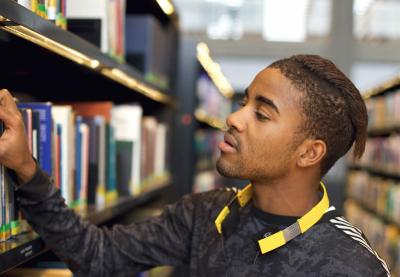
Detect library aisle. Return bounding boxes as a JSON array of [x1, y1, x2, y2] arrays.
[[1, 0, 400, 276]]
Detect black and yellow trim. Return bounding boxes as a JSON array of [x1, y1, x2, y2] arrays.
[[215, 182, 330, 254]]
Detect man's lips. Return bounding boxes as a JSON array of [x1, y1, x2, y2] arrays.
[[218, 133, 238, 153]]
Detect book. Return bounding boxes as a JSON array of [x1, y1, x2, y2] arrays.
[[80, 123, 90, 207], [95, 116, 106, 208], [73, 116, 90, 209], [111, 104, 142, 196], [61, 102, 117, 203], [52, 106, 75, 206], [0, 121, 21, 240], [81, 117, 99, 206], [18, 102, 53, 176]]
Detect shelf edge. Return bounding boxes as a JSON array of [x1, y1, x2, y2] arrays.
[[0, 14, 174, 105], [194, 109, 225, 130]]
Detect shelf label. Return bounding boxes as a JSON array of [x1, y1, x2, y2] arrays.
[[20, 245, 33, 257]]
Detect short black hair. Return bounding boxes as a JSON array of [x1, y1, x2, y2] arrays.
[[269, 54, 367, 176]]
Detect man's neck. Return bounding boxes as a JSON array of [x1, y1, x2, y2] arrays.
[[251, 176, 321, 217]]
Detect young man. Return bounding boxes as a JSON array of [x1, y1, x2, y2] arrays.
[[0, 55, 390, 276]]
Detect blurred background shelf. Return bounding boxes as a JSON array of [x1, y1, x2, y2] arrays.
[[348, 164, 400, 181], [194, 109, 225, 130]]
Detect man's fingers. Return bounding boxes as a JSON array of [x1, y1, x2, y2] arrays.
[[0, 103, 21, 130], [0, 89, 19, 113]]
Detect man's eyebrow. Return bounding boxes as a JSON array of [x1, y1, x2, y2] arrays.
[[255, 94, 280, 115]]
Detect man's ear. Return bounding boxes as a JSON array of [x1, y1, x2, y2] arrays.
[[297, 139, 327, 168]]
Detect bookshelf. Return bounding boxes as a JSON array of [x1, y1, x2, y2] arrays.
[[0, 0, 178, 274], [348, 164, 400, 181], [194, 108, 225, 130], [0, 0, 175, 107], [346, 75, 400, 274], [174, 38, 247, 197], [0, 233, 45, 275], [83, 177, 170, 225], [363, 75, 400, 100], [183, 42, 234, 193], [0, 179, 170, 274], [193, 43, 232, 192], [194, 42, 232, 129]]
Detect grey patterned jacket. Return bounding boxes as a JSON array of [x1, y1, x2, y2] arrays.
[[16, 169, 390, 277]]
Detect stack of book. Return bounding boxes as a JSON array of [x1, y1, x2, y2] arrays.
[[196, 73, 232, 120], [66, 0, 126, 62], [345, 200, 400, 274], [367, 88, 400, 130], [15, 0, 67, 29], [0, 101, 170, 243], [346, 82, 400, 275], [351, 135, 400, 174], [347, 170, 400, 224], [193, 130, 223, 193]]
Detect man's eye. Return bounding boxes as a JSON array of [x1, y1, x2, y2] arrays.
[[255, 112, 269, 121]]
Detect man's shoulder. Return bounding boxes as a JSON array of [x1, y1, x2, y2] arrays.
[[314, 214, 391, 276], [180, 186, 238, 213], [188, 186, 239, 203]]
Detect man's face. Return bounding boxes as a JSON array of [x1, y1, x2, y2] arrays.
[[216, 68, 305, 182]]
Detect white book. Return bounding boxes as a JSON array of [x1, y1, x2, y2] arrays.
[[52, 106, 75, 206], [155, 123, 167, 176], [67, 0, 109, 53], [80, 123, 90, 205], [111, 105, 142, 195]]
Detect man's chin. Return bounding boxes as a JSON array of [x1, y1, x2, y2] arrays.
[[216, 159, 242, 178]]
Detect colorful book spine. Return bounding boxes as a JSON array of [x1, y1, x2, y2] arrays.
[[18, 103, 53, 176], [73, 115, 83, 208], [0, 101, 170, 245]]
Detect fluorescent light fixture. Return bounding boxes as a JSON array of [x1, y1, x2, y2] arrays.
[[354, 0, 374, 15], [223, 0, 243, 8], [156, 0, 175, 15], [262, 0, 309, 42], [204, 0, 243, 7]]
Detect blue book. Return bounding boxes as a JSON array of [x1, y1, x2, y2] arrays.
[[18, 103, 53, 176], [74, 116, 83, 207]]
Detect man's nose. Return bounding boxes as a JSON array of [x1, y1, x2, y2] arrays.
[[226, 108, 246, 133]]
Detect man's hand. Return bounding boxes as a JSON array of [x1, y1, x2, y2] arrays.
[[0, 89, 36, 184]]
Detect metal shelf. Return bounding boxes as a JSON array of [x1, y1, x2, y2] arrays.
[[363, 75, 400, 100], [367, 124, 400, 136], [0, 0, 174, 106], [349, 164, 400, 181], [82, 181, 171, 225], [196, 42, 234, 99], [0, 232, 46, 274], [194, 109, 225, 130], [0, 179, 170, 274], [347, 198, 400, 229]]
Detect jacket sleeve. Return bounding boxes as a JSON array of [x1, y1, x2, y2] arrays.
[[16, 168, 195, 277]]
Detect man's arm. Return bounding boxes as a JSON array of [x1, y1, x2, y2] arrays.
[[17, 168, 194, 276], [0, 89, 194, 276]]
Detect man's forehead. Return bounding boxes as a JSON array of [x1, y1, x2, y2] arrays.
[[248, 69, 294, 95], [247, 68, 301, 108]]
